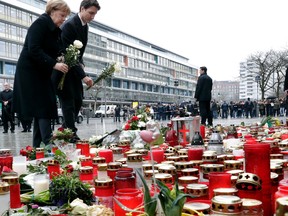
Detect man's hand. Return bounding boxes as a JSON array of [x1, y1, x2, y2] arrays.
[[83, 76, 93, 87]]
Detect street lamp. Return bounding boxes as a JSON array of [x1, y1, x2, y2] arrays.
[[255, 75, 260, 117]]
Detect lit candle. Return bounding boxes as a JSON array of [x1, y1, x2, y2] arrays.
[[149, 148, 164, 163]]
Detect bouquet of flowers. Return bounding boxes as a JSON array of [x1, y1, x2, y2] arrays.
[[51, 127, 74, 148], [20, 145, 36, 160], [123, 108, 149, 130], [86, 62, 121, 90], [58, 40, 83, 90]]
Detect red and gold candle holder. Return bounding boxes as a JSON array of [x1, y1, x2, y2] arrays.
[[224, 160, 242, 171], [186, 183, 209, 202], [178, 176, 198, 190], [47, 160, 60, 180], [114, 170, 136, 192], [200, 164, 224, 180], [2, 176, 21, 209], [0, 149, 13, 174], [148, 148, 164, 163], [76, 140, 90, 157], [97, 163, 108, 180], [154, 173, 173, 185], [79, 166, 93, 183], [187, 148, 204, 161], [79, 156, 93, 167], [242, 198, 263, 215], [94, 178, 113, 209], [35, 148, 45, 159], [166, 155, 181, 162], [107, 162, 122, 180], [213, 187, 238, 197], [211, 195, 242, 215], [276, 196, 288, 216], [208, 172, 231, 199], [181, 168, 199, 177]]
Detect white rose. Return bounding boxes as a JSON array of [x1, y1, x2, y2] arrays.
[[70, 198, 88, 215], [73, 40, 83, 49]]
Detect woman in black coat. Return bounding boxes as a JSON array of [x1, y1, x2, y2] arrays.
[[13, 0, 70, 147]]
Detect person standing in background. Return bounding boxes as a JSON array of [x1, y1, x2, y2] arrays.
[[0, 83, 14, 133], [52, 0, 100, 142], [13, 0, 70, 147], [194, 66, 213, 126]]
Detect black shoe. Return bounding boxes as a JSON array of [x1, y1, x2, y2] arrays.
[[11, 130, 15, 133], [21, 130, 27, 133], [27, 130, 31, 132], [3, 131, 7, 134]]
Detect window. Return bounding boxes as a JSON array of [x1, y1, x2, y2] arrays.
[[5, 63, 16, 76], [123, 81, 129, 89], [112, 79, 120, 88]]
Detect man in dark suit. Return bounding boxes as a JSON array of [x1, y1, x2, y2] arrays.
[[194, 66, 213, 126], [0, 83, 14, 133], [53, 0, 100, 142]]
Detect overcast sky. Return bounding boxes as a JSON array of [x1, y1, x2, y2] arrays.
[[68, 0, 288, 81]]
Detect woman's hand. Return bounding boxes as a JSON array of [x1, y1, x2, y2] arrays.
[[54, 63, 69, 74]]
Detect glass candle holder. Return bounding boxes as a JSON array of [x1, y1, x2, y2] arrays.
[[95, 178, 114, 209], [0, 181, 10, 215], [114, 188, 144, 216], [0, 149, 13, 174], [115, 170, 136, 192], [79, 166, 93, 184], [33, 174, 49, 195], [97, 163, 108, 180], [2, 176, 21, 209], [187, 147, 204, 160], [107, 162, 122, 180], [47, 160, 60, 180], [148, 148, 164, 163], [36, 148, 45, 159], [98, 149, 114, 163], [12, 156, 27, 176], [79, 156, 93, 167]]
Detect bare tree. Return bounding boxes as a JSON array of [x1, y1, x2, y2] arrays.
[[246, 49, 288, 100]]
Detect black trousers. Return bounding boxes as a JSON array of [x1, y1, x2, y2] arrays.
[[58, 96, 82, 134], [33, 118, 52, 148], [2, 108, 14, 132], [199, 101, 213, 126]]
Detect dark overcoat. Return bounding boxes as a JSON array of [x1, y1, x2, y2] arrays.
[[13, 13, 60, 119], [52, 14, 87, 101], [194, 73, 213, 102]]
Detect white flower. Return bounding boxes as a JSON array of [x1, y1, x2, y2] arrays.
[[70, 198, 88, 215], [73, 40, 83, 49], [137, 121, 146, 128]]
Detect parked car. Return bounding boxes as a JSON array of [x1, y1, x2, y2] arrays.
[[94, 105, 116, 118], [57, 108, 83, 124]]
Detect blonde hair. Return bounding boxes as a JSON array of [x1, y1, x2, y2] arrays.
[[46, 0, 71, 15]]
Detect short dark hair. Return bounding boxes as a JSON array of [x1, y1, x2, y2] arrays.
[[80, 0, 101, 11], [200, 66, 207, 73]]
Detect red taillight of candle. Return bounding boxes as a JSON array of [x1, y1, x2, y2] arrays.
[[244, 143, 271, 216], [208, 172, 231, 200], [114, 188, 143, 216], [2, 176, 21, 209], [98, 149, 113, 164], [200, 125, 205, 139], [35, 148, 45, 159], [187, 147, 204, 161], [47, 160, 60, 180]]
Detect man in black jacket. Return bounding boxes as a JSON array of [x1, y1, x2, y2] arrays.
[[0, 83, 15, 133], [194, 66, 213, 126], [52, 0, 100, 142]]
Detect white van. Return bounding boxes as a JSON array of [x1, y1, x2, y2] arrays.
[[94, 105, 116, 118]]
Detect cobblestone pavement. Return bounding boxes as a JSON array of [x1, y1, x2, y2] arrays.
[[1, 116, 286, 156]]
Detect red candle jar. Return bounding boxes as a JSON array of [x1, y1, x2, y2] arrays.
[[79, 156, 93, 167], [95, 178, 114, 209], [76, 141, 90, 156], [107, 162, 122, 180], [114, 188, 143, 216], [274, 186, 288, 213], [98, 149, 113, 163], [79, 166, 93, 183], [36, 148, 45, 159], [148, 148, 164, 163], [187, 148, 204, 160], [114, 170, 136, 192], [200, 125, 206, 139], [244, 143, 271, 216], [2, 176, 21, 209], [208, 172, 231, 200], [47, 160, 60, 180], [0, 149, 13, 174]]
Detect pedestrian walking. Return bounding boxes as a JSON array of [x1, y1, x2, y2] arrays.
[[0, 83, 15, 133]]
